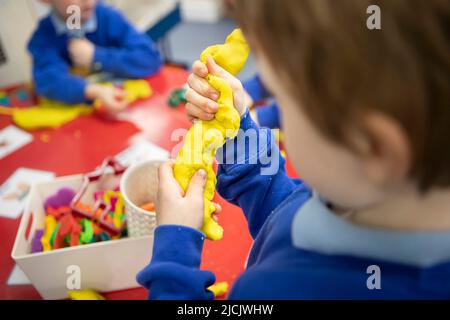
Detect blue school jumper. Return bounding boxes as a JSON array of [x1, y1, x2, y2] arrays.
[[137, 110, 450, 299], [28, 3, 162, 104]]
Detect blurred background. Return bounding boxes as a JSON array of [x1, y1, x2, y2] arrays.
[[0, 0, 257, 88]]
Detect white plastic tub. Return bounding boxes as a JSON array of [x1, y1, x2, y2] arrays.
[[11, 174, 154, 300]]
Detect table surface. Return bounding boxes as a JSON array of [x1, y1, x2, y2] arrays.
[[0, 65, 297, 300]]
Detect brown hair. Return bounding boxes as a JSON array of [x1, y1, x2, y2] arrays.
[[233, 0, 450, 190]]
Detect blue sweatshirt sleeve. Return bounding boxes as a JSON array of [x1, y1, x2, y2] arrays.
[[93, 7, 162, 78], [137, 225, 216, 300], [216, 110, 302, 239], [255, 101, 282, 129], [243, 75, 272, 102], [28, 26, 88, 104]]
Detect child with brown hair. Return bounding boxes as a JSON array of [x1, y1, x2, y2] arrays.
[[138, 0, 450, 299]]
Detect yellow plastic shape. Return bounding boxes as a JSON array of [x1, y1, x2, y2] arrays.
[[41, 215, 57, 252], [103, 191, 124, 229], [67, 289, 105, 300], [208, 281, 229, 297]]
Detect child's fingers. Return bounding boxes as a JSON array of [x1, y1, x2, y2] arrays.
[[244, 90, 254, 108], [113, 88, 127, 99], [206, 57, 231, 79], [206, 57, 243, 92], [211, 203, 222, 222], [107, 98, 127, 112], [185, 103, 215, 121], [185, 88, 218, 113], [192, 60, 209, 78], [158, 160, 175, 181], [187, 73, 219, 101], [158, 161, 183, 196], [185, 169, 207, 200], [187, 115, 196, 123], [100, 88, 127, 113], [213, 202, 222, 214]]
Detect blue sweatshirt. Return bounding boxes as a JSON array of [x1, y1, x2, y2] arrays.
[[28, 3, 162, 104], [243, 75, 281, 129], [243, 75, 271, 103], [137, 110, 450, 299]]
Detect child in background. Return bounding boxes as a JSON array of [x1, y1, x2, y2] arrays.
[[28, 0, 162, 113], [138, 0, 450, 299], [244, 74, 282, 129]]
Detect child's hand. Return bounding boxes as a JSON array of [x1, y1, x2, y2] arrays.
[[69, 38, 95, 69], [157, 161, 221, 230], [85, 84, 128, 114], [185, 57, 247, 122]]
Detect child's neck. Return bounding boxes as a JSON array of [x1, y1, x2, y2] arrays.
[[342, 186, 450, 232]]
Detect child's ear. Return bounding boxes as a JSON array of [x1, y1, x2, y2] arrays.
[[357, 112, 411, 186]]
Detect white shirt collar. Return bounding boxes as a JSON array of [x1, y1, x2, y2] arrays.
[[292, 193, 450, 268], [50, 9, 97, 37]]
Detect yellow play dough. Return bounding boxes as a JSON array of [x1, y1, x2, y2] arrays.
[[67, 289, 105, 300], [93, 80, 152, 109], [173, 29, 250, 240], [10, 80, 152, 130], [12, 100, 92, 131], [123, 79, 153, 103], [208, 281, 229, 297]]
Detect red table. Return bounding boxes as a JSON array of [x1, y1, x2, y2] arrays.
[[0, 65, 298, 300]]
